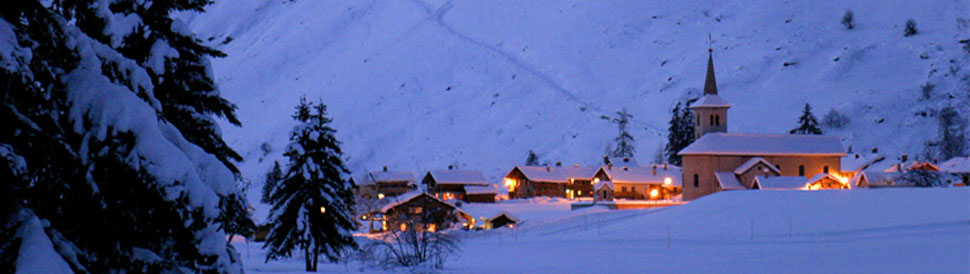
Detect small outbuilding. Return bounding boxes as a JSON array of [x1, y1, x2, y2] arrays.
[[464, 184, 498, 203], [593, 180, 614, 201], [484, 211, 521, 229], [354, 167, 416, 199]]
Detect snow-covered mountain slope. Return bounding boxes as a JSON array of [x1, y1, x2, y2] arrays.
[[181, 0, 970, 210]]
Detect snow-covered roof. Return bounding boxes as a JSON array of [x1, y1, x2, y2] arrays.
[[594, 180, 614, 190], [840, 154, 886, 172], [861, 171, 899, 186], [689, 94, 731, 108], [733, 157, 780, 175], [487, 211, 521, 223], [427, 169, 489, 185], [753, 176, 808, 190], [939, 157, 970, 173], [806, 173, 840, 185], [510, 166, 597, 183], [464, 184, 498, 195], [379, 191, 455, 213], [883, 161, 941, 172], [714, 172, 745, 190], [848, 172, 867, 188], [357, 170, 415, 186], [596, 165, 682, 187], [679, 133, 846, 156]]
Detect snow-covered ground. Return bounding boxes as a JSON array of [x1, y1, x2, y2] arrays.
[[236, 188, 969, 273], [178, 0, 970, 223]]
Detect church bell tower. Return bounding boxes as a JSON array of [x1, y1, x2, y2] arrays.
[[689, 43, 730, 139]]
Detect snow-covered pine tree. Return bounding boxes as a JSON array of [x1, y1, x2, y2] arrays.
[[790, 103, 823, 135], [262, 161, 284, 204], [935, 106, 967, 160], [664, 100, 697, 166], [611, 109, 636, 158], [51, 0, 254, 241], [265, 97, 357, 271], [1, 1, 244, 272], [524, 150, 540, 166]]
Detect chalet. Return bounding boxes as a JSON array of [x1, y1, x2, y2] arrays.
[[678, 48, 847, 200], [593, 180, 614, 201], [484, 211, 520, 229], [839, 153, 886, 179], [422, 169, 490, 202], [464, 184, 498, 203], [362, 191, 473, 233], [752, 174, 848, 190], [354, 167, 416, 199], [939, 157, 970, 186], [592, 164, 682, 200], [884, 161, 941, 172], [503, 165, 596, 199]]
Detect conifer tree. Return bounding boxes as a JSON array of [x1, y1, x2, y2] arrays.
[[265, 97, 357, 271], [790, 103, 823, 135], [1, 1, 245, 272], [664, 99, 697, 165], [262, 161, 284, 204], [611, 109, 636, 158], [524, 150, 540, 166]]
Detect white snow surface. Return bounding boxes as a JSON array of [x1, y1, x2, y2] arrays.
[[13, 210, 73, 274], [234, 188, 969, 273]]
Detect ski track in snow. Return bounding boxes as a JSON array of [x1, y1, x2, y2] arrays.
[[406, 0, 641, 130]]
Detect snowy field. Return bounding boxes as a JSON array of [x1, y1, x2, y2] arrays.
[[236, 188, 970, 273]]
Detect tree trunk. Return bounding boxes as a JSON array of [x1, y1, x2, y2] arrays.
[[304, 244, 313, 272]]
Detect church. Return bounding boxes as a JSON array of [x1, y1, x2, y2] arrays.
[[678, 48, 849, 200]]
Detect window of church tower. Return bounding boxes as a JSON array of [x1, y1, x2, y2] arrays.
[[709, 115, 714, 126], [715, 115, 720, 126]]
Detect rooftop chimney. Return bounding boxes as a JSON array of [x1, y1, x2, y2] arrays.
[[383, 166, 388, 172], [663, 162, 668, 170], [652, 166, 657, 176], [448, 165, 454, 170], [623, 166, 629, 171], [556, 162, 562, 167], [901, 154, 908, 162], [623, 157, 630, 163], [546, 165, 551, 172]]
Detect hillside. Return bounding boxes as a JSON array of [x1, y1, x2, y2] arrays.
[[180, 0, 970, 218]]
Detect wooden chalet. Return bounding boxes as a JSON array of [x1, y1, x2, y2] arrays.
[[362, 191, 473, 233], [592, 164, 682, 200], [484, 211, 520, 230], [354, 167, 416, 199], [503, 164, 596, 199], [939, 157, 970, 186], [422, 169, 490, 202], [752, 174, 848, 190]]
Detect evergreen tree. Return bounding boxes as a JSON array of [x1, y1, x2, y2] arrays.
[[265, 97, 357, 271], [664, 99, 697, 166], [524, 150, 540, 166], [610, 109, 636, 158], [1, 1, 245, 272], [935, 106, 967, 160], [841, 10, 855, 30], [790, 104, 823, 135], [262, 161, 284, 204]]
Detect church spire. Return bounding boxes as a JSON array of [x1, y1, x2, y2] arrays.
[[703, 34, 718, 95]]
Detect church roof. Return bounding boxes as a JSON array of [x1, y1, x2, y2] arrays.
[[679, 133, 846, 156], [704, 49, 718, 95], [690, 94, 731, 108]]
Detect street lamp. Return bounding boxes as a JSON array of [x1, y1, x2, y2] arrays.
[[319, 206, 326, 214]]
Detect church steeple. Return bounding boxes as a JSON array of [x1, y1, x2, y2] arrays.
[[690, 36, 730, 139], [703, 36, 718, 95]]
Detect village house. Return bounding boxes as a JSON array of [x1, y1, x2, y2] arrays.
[[678, 48, 848, 200], [422, 168, 491, 202], [483, 211, 520, 230], [591, 164, 682, 200], [503, 164, 596, 199], [939, 157, 970, 186], [753, 174, 847, 190], [361, 191, 474, 233], [354, 167, 416, 199]]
